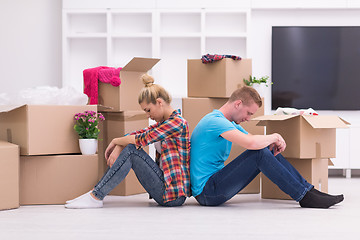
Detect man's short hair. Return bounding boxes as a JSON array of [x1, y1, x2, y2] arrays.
[[228, 86, 262, 107]]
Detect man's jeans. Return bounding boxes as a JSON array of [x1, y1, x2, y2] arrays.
[[92, 144, 186, 207], [195, 148, 313, 206]]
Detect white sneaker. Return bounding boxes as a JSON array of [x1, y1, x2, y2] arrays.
[[65, 192, 103, 209], [66, 190, 92, 204]]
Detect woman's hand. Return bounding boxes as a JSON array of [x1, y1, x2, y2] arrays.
[[104, 136, 136, 167], [106, 145, 124, 167], [105, 140, 116, 161]]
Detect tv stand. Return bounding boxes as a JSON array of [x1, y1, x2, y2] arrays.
[[330, 122, 360, 178]]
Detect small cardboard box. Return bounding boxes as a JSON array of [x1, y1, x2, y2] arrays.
[[0, 141, 20, 211], [182, 97, 265, 194], [261, 158, 330, 200], [0, 104, 97, 155], [253, 115, 349, 159], [187, 58, 252, 98], [20, 154, 99, 205], [98, 57, 160, 112], [98, 111, 149, 196]]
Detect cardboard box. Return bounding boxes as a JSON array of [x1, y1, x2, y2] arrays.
[[20, 154, 99, 205], [98, 111, 149, 196], [261, 158, 329, 200], [182, 97, 264, 135], [253, 115, 349, 159], [98, 57, 160, 112], [0, 141, 20, 211], [187, 58, 252, 98], [182, 97, 265, 194], [0, 104, 97, 155]]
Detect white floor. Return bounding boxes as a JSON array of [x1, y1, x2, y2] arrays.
[[0, 176, 359, 240]]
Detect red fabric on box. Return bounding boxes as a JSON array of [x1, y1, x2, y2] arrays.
[[83, 67, 122, 104]]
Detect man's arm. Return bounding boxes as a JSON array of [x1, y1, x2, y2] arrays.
[[221, 130, 286, 156]]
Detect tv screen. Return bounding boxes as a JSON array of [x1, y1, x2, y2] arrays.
[[272, 26, 360, 110]]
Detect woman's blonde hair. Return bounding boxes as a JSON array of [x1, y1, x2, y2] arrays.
[[138, 74, 172, 105]]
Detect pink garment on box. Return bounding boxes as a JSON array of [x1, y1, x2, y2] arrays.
[[83, 67, 122, 105]]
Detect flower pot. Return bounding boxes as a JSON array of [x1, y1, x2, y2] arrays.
[[79, 139, 98, 155], [252, 83, 267, 97]]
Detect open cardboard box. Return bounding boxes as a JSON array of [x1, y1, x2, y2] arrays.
[[20, 154, 99, 205], [261, 158, 332, 200], [98, 111, 149, 196], [187, 58, 252, 98], [98, 57, 160, 112], [0, 104, 97, 155], [0, 141, 20, 211], [253, 115, 350, 159], [182, 97, 265, 194]]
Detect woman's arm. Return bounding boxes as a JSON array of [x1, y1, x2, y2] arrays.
[[126, 123, 158, 136], [104, 135, 136, 165], [105, 115, 184, 165], [112, 135, 136, 146], [135, 117, 183, 146]]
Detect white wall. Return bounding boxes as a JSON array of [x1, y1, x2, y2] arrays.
[[0, 0, 62, 95], [251, 9, 360, 122], [2, 1, 360, 122]]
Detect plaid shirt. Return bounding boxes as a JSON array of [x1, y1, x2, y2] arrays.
[[129, 109, 190, 203]]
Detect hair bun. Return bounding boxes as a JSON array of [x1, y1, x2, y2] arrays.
[[141, 74, 155, 87]]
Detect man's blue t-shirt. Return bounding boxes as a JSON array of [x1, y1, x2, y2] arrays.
[[190, 110, 248, 197]]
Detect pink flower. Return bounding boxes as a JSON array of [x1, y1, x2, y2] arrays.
[[74, 110, 106, 139]]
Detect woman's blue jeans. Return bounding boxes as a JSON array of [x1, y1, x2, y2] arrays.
[[92, 144, 186, 207], [195, 148, 313, 206]]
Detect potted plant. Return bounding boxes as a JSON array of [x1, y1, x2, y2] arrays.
[[243, 75, 272, 96], [74, 110, 105, 155]]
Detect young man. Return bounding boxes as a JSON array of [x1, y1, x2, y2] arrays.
[[190, 86, 344, 208]]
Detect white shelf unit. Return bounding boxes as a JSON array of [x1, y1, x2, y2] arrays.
[[62, 4, 360, 175], [62, 8, 251, 97], [157, 10, 202, 98]]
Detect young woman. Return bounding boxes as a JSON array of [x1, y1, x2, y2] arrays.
[[65, 74, 190, 208]]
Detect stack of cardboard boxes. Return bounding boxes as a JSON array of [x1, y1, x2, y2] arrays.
[[253, 115, 349, 199], [97, 57, 160, 196], [0, 57, 162, 211], [0, 104, 99, 208], [184, 58, 264, 194], [2, 56, 347, 211], [0, 141, 19, 210]]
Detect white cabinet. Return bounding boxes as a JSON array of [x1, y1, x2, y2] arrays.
[[350, 126, 360, 169], [330, 128, 350, 171], [62, 7, 250, 97], [330, 125, 360, 178]]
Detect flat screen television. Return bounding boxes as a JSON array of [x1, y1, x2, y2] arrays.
[[272, 26, 360, 110]]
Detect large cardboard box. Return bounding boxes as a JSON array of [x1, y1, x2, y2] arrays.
[[0, 105, 97, 155], [98, 57, 160, 112], [98, 111, 149, 196], [182, 97, 265, 194], [182, 97, 264, 135], [20, 154, 99, 205], [0, 141, 20, 211], [187, 58, 252, 98], [253, 115, 349, 159], [261, 158, 329, 200]]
